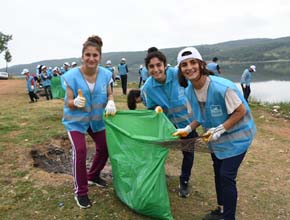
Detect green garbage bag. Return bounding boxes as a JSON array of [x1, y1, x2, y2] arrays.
[[51, 76, 65, 99], [104, 110, 178, 220]]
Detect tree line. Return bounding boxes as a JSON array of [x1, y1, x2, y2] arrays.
[[0, 32, 12, 72]]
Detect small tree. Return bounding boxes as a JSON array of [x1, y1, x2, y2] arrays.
[[4, 50, 12, 72], [0, 32, 12, 54]]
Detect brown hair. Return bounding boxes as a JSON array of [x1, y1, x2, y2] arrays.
[[144, 48, 167, 69], [82, 35, 103, 55], [127, 89, 141, 110]]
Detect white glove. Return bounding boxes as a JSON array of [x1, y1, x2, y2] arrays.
[[172, 125, 192, 138], [31, 85, 34, 90], [207, 124, 226, 141], [242, 84, 246, 89], [73, 95, 86, 108], [105, 100, 116, 116]]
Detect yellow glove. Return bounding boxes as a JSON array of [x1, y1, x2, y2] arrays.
[[155, 106, 163, 113], [203, 124, 226, 142], [200, 132, 213, 143], [78, 89, 83, 97], [172, 125, 192, 137]]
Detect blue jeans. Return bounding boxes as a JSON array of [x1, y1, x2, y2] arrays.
[[211, 151, 246, 220], [179, 130, 198, 183]]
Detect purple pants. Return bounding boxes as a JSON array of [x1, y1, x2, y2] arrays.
[[68, 128, 108, 196]]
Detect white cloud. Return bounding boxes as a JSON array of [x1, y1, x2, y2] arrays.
[[1, 0, 290, 68]]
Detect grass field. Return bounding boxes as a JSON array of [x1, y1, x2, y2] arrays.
[[0, 79, 289, 220]]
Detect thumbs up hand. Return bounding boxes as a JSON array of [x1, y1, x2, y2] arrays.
[[73, 89, 86, 108]]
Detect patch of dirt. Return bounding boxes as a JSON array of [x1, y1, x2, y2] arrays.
[[29, 136, 112, 186]]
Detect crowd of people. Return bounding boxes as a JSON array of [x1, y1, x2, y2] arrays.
[[21, 61, 79, 102], [21, 34, 258, 220]]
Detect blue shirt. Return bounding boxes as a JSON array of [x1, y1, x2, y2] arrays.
[[240, 68, 252, 86]]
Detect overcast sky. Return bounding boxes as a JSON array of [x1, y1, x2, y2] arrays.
[[1, 0, 290, 68]]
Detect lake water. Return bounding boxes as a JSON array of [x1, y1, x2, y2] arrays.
[[235, 81, 290, 103], [223, 61, 290, 103]]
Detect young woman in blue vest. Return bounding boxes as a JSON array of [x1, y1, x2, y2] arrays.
[[206, 57, 221, 76], [105, 60, 115, 91], [240, 65, 256, 102], [21, 68, 39, 103], [174, 47, 256, 220], [62, 35, 116, 209], [117, 58, 128, 95], [40, 66, 53, 100], [128, 47, 198, 198]]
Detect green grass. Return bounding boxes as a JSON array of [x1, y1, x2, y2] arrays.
[[0, 81, 290, 220]]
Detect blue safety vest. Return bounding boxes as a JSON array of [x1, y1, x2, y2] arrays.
[[26, 75, 35, 92], [62, 67, 112, 133], [141, 67, 193, 128], [207, 62, 220, 76], [106, 66, 114, 73], [118, 63, 128, 75], [140, 67, 148, 81], [41, 72, 52, 87], [186, 76, 256, 159]]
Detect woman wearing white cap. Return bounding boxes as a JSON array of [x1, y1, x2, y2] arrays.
[[240, 65, 256, 102], [174, 47, 256, 220], [71, 61, 78, 68], [105, 60, 115, 91], [21, 68, 39, 103], [118, 58, 128, 95]]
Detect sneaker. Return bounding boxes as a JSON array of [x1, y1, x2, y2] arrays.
[[88, 176, 107, 187], [74, 195, 92, 209], [203, 207, 224, 220], [178, 180, 190, 198]]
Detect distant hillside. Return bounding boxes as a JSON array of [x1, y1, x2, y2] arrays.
[[2, 36, 290, 79]]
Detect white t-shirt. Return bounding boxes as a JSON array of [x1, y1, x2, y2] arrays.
[[86, 80, 111, 93], [194, 77, 242, 114], [86, 81, 95, 93]]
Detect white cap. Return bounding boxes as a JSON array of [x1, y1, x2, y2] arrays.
[[106, 60, 112, 65], [41, 65, 47, 70], [37, 64, 41, 68], [53, 66, 58, 71], [121, 58, 126, 62], [64, 62, 70, 67], [71, 61, 77, 66], [21, 69, 29, 74], [250, 65, 256, 72], [177, 47, 203, 66], [140, 64, 143, 68]]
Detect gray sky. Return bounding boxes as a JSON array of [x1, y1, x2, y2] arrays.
[[1, 0, 290, 68]]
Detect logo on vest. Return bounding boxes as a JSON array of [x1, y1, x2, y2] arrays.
[[101, 84, 107, 94], [178, 87, 184, 98], [210, 105, 223, 117]]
